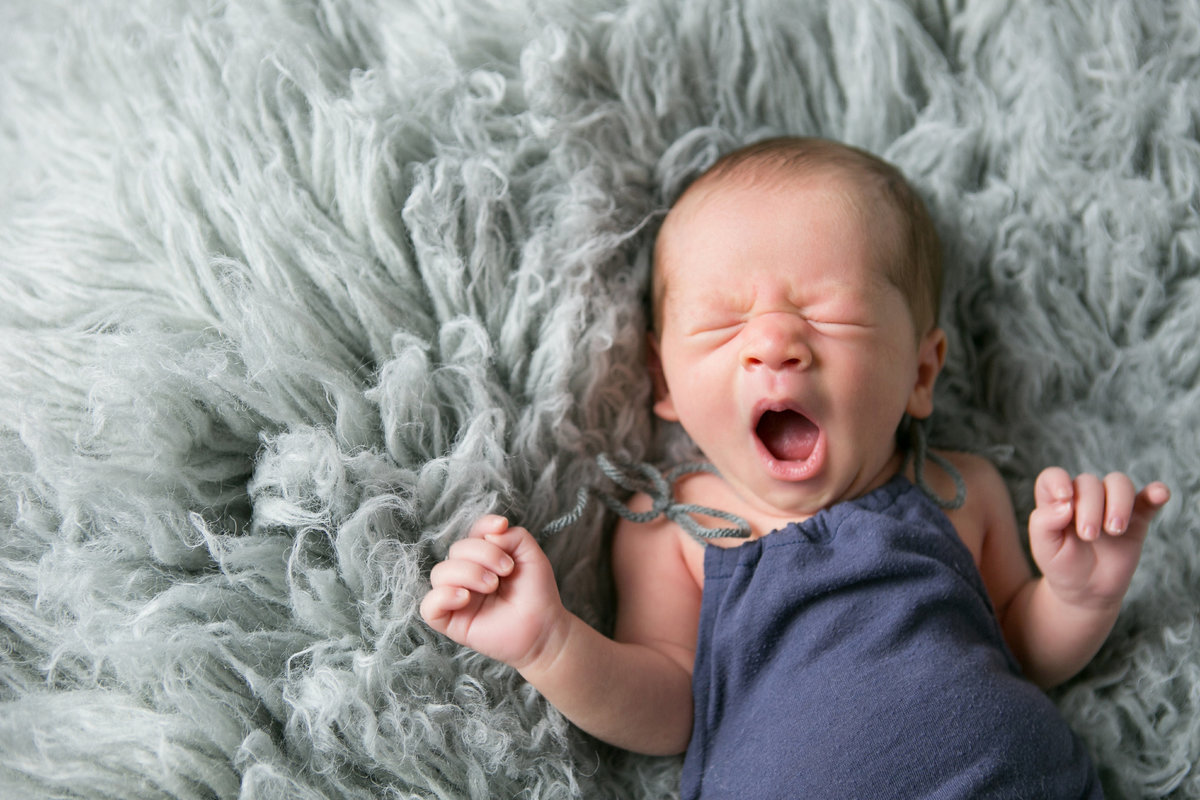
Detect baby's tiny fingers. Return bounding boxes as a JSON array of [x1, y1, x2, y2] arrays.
[[1139, 482, 1171, 509], [1034, 467, 1074, 508], [468, 514, 510, 539], [429, 558, 502, 595], [1131, 482, 1171, 526], [446, 537, 516, 576], [1072, 473, 1105, 542], [1029, 504, 1072, 551], [420, 586, 471, 626], [1101, 472, 1135, 535]]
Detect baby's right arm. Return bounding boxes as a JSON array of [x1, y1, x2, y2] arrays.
[[420, 511, 699, 755]]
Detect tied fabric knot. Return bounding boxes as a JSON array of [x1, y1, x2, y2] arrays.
[[540, 454, 751, 541]]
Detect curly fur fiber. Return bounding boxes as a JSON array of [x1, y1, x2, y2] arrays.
[[2, 0, 1199, 797]]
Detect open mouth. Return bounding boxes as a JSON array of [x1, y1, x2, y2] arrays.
[[755, 408, 820, 463]]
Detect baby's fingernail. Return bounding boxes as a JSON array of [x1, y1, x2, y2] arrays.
[[1107, 517, 1126, 534], [499, 555, 515, 572], [1081, 524, 1098, 541]]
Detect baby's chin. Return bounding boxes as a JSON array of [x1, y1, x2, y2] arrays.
[[733, 441, 908, 523], [723, 464, 839, 526]]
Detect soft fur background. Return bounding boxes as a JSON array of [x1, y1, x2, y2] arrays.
[[2, 0, 1198, 797]]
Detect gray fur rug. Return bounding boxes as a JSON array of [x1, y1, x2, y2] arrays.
[[2, 0, 1199, 797]]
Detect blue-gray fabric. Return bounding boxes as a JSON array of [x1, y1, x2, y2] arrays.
[[682, 476, 1102, 799]]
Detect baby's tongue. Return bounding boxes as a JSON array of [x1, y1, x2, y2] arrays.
[[757, 410, 819, 462]]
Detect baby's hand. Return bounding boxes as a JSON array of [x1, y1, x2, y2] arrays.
[[420, 515, 565, 670], [1028, 468, 1170, 610]]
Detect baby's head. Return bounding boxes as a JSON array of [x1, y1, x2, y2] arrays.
[[648, 137, 948, 517], [652, 136, 943, 339]]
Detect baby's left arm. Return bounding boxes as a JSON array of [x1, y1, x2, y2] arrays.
[[994, 467, 1170, 688]]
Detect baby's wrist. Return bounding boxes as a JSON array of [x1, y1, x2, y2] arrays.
[[1043, 577, 1126, 620], [513, 605, 575, 680]]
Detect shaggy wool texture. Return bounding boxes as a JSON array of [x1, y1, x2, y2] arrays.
[[2, 0, 1199, 797]]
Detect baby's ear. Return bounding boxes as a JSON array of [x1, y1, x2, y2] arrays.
[[905, 327, 947, 420], [646, 334, 679, 422]]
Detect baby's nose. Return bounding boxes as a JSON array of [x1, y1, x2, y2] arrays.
[[739, 315, 812, 371]]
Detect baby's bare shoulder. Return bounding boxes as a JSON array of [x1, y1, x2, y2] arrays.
[[925, 450, 1015, 559], [612, 492, 697, 561], [932, 449, 1007, 496], [610, 492, 705, 652]]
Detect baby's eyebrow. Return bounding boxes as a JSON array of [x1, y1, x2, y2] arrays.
[[689, 285, 752, 313]]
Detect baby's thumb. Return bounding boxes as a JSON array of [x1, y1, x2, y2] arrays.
[[1033, 467, 1074, 509], [485, 524, 547, 569]]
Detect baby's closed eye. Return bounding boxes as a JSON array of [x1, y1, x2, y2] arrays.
[[681, 314, 748, 341], [803, 315, 876, 334]]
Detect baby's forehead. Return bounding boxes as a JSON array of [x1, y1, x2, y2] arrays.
[[678, 158, 856, 204], [655, 167, 883, 271], [663, 163, 877, 238]]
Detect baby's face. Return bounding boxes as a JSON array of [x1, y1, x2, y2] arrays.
[[651, 178, 943, 521]]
